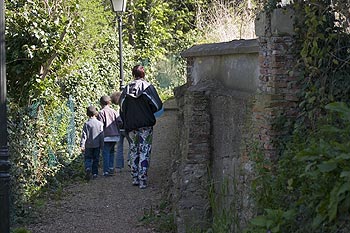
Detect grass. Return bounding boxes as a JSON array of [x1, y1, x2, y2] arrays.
[[140, 200, 177, 232], [11, 228, 31, 233]]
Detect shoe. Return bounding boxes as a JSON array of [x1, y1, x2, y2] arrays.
[[108, 168, 115, 175], [139, 180, 147, 189], [132, 178, 139, 186], [116, 168, 122, 173], [85, 169, 92, 181], [103, 172, 111, 177], [92, 174, 98, 179]]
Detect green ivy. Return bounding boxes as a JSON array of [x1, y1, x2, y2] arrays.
[[295, 1, 350, 130]]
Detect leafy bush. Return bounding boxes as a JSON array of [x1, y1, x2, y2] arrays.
[[6, 0, 192, 224], [296, 102, 350, 229], [6, 0, 131, 220], [246, 102, 350, 233], [245, 0, 350, 232]]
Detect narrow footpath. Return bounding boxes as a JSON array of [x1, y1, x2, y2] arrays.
[[23, 99, 178, 233]]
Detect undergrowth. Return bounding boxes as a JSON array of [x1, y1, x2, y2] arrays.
[[246, 102, 350, 233], [140, 200, 177, 233], [244, 0, 350, 232]]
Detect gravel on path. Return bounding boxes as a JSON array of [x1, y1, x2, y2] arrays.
[[23, 99, 178, 233]]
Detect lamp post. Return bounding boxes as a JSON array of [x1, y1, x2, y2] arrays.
[[0, 0, 10, 233], [110, 0, 127, 91]]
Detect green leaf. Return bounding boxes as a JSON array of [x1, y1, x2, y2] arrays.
[[328, 187, 339, 221], [317, 162, 337, 172], [282, 209, 296, 220], [266, 220, 274, 229], [312, 215, 324, 228], [250, 216, 268, 227], [325, 102, 350, 121], [304, 161, 317, 172], [337, 182, 350, 196], [299, 155, 319, 161], [340, 171, 350, 178], [271, 225, 280, 233], [320, 125, 342, 134]]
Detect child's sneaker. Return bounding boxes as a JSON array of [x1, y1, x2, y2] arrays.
[[85, 169, 91, 181], [92, 174, 98, 179], [103, 172, 111, 177], [108, 168, 115, 175], [116, 168, 122, 173]]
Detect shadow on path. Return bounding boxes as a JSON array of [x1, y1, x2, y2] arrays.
[[23, 99, 178, 233]]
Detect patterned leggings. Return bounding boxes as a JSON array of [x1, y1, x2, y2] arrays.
[[128, 127, 153, 184]]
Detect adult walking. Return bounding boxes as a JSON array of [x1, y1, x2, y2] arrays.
[[119, 65, 163, 189]]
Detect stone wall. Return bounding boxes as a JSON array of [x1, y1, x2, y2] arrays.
[[172, 87, 212, 232], [171, 7, 299, 233], [172, 39, 259, 232]]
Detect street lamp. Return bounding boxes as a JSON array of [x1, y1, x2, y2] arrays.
[[110, 0, 127, 90], [0, 0, 10, 232]]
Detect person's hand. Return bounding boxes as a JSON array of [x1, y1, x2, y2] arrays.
[[81, 147, 85, 152]]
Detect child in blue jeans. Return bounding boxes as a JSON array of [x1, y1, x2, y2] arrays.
[[80, 106, 104, 181], [98, 95, 122, 176], [111, 91, 128, 172]]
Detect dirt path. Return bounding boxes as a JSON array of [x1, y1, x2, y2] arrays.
[[23, 99, 178, 233]]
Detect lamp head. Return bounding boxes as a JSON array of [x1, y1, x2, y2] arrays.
[[110, 0, 127, 13]]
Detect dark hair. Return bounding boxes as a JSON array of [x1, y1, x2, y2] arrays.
[[100, 95, 111, 106], [87, 106, 98, 117], [132, 65, 145, 79]]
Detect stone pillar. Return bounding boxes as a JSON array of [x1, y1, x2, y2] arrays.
[[254, 7, 299, 159], [173, 88, 211, 233]]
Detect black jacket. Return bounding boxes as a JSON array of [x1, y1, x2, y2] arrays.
[[119, 79, 163, 132]]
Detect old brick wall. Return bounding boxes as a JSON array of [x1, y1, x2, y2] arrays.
[[171, 7, 299, 233], [172, 86, 212, 232], [254, 7, 299, 159], [172, 40, 259, 232]]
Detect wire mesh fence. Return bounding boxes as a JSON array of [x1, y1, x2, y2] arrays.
[[8, 95, 80, 212]]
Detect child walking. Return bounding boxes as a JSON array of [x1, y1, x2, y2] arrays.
[[97, 95, 122, 176], [80, 106, 104, 181], [111, 91, 125, 172]]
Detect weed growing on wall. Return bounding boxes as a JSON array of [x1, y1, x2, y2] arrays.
[[203, 166, 245, 233], [195, 0, 258, 42]]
